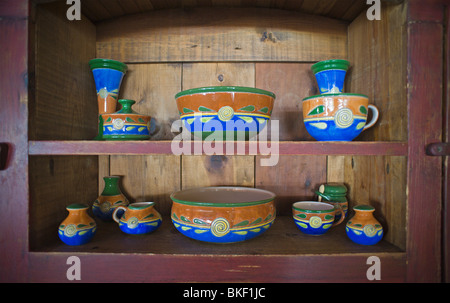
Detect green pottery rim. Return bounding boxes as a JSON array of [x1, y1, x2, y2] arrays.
[[66, 203, 89, 210], [175, 86, 276, 99], [311, 59, 350, 74], [302, 93, 369, 101], [89, 58, 128, 73], [170, 186, 276, 207], [292, 201, 335, 213], [128, 202, 155, 210], [353, 205, 375, 212]]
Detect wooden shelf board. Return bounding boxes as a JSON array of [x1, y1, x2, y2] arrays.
[[35, 216, 403, 256], [28, 140, 408, 156]]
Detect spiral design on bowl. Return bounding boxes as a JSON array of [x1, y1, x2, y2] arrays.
[[309, 216, 323, 228], [210, 217, 230, 237], [334, 108, 354, 129], [363, 224, 376, 237], [127, 217, 139, 229], [217, 106, 234, 121], [64, 224, 77, 237]]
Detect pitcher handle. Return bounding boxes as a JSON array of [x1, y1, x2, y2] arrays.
[[112, 206, 127, 223], [315, 190, 331, 201], [332, 205, 345, 227], [363, 105, 379, 131]]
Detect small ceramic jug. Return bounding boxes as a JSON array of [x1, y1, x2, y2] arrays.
[[292, 201, 345, 235], [346, 205, 383, 245], [101, 99, 151, 140], [315, 183, 348, 222], [112, 202, 162, 235], [92, 176, 129, 221], [58, 204, 96, 246]]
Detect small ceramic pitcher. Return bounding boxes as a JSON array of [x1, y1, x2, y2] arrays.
[[113, 202, 162, 235], [315, 183, 348, 222], [292, 201, 345, 235]]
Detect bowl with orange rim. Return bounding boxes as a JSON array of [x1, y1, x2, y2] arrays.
[[170, 187, 276, 243]]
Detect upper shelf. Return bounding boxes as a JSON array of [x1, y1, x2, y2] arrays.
[[28, 140, 408, 156]]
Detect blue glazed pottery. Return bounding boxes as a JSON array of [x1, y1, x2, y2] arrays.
[[292, 201, 345, 236], [101, 99, 151, 140], [113, 202, 162, 235], [58, 204, 96, 246], [311, 59, 349, 94], [175, 86, 275, 140], [170, 187, 276, 243], [346, 205, 383, 245], [89, 58, 128, 140], [302, 93, 379, 141]]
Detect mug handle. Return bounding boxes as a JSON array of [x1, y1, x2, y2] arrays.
[[112, 206, 127, 223], [363, 105, 379, 131], [332, 205, 345, 227]]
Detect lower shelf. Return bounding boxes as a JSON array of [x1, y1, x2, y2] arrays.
[[40, 215, 403, 255]]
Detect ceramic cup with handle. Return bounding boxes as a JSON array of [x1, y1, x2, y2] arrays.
[[292, 201, 345, 235], [302, 93, 379, 141]]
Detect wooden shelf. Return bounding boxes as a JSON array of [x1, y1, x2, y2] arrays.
[[28, 140, 408, 156], [34, 215, 404, 256]]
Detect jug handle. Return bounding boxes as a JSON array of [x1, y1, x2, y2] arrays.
[[363, 105, 379, 131], [112, 206, 128, 223], [315, 190, 331, 201]]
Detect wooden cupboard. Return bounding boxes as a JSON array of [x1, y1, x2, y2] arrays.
[[0, 0, 447, 282]]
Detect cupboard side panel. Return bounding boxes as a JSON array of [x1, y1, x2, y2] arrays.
[[0, 3, 29, 281], [406, 0, 444, 282], [347, 2, 407, 141], [32, 2, 97, 140]]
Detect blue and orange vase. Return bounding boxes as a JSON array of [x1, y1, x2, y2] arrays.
[[92, 176, 129, 221], [89, 58, 128, 140], [311, 59, 349, 94], [58, 204, 96, 246], [346, 205, 383, 245]]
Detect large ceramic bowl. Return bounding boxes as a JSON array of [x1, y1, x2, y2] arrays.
[[302, 93, 379, 141], [170, 187, 276, 243], [175, 86, 275, 140]]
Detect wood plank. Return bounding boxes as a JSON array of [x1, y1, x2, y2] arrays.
[[256, 156, 327, 215], [105, 63, 182, 215], [445, 5, 450, 283], [181, 62, 256, 189], [255, 63, 318, 141], [347, 2, 407, 141], [28, 140, 409, 156], [96, 7, 348, 62], [29, 155, 99, 251], [119, 63, 182, 140], [109, 155, 180, 216], [31, 2, 97, 140], [406, 0, 443, 282], [0, 2, 29, 282]]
